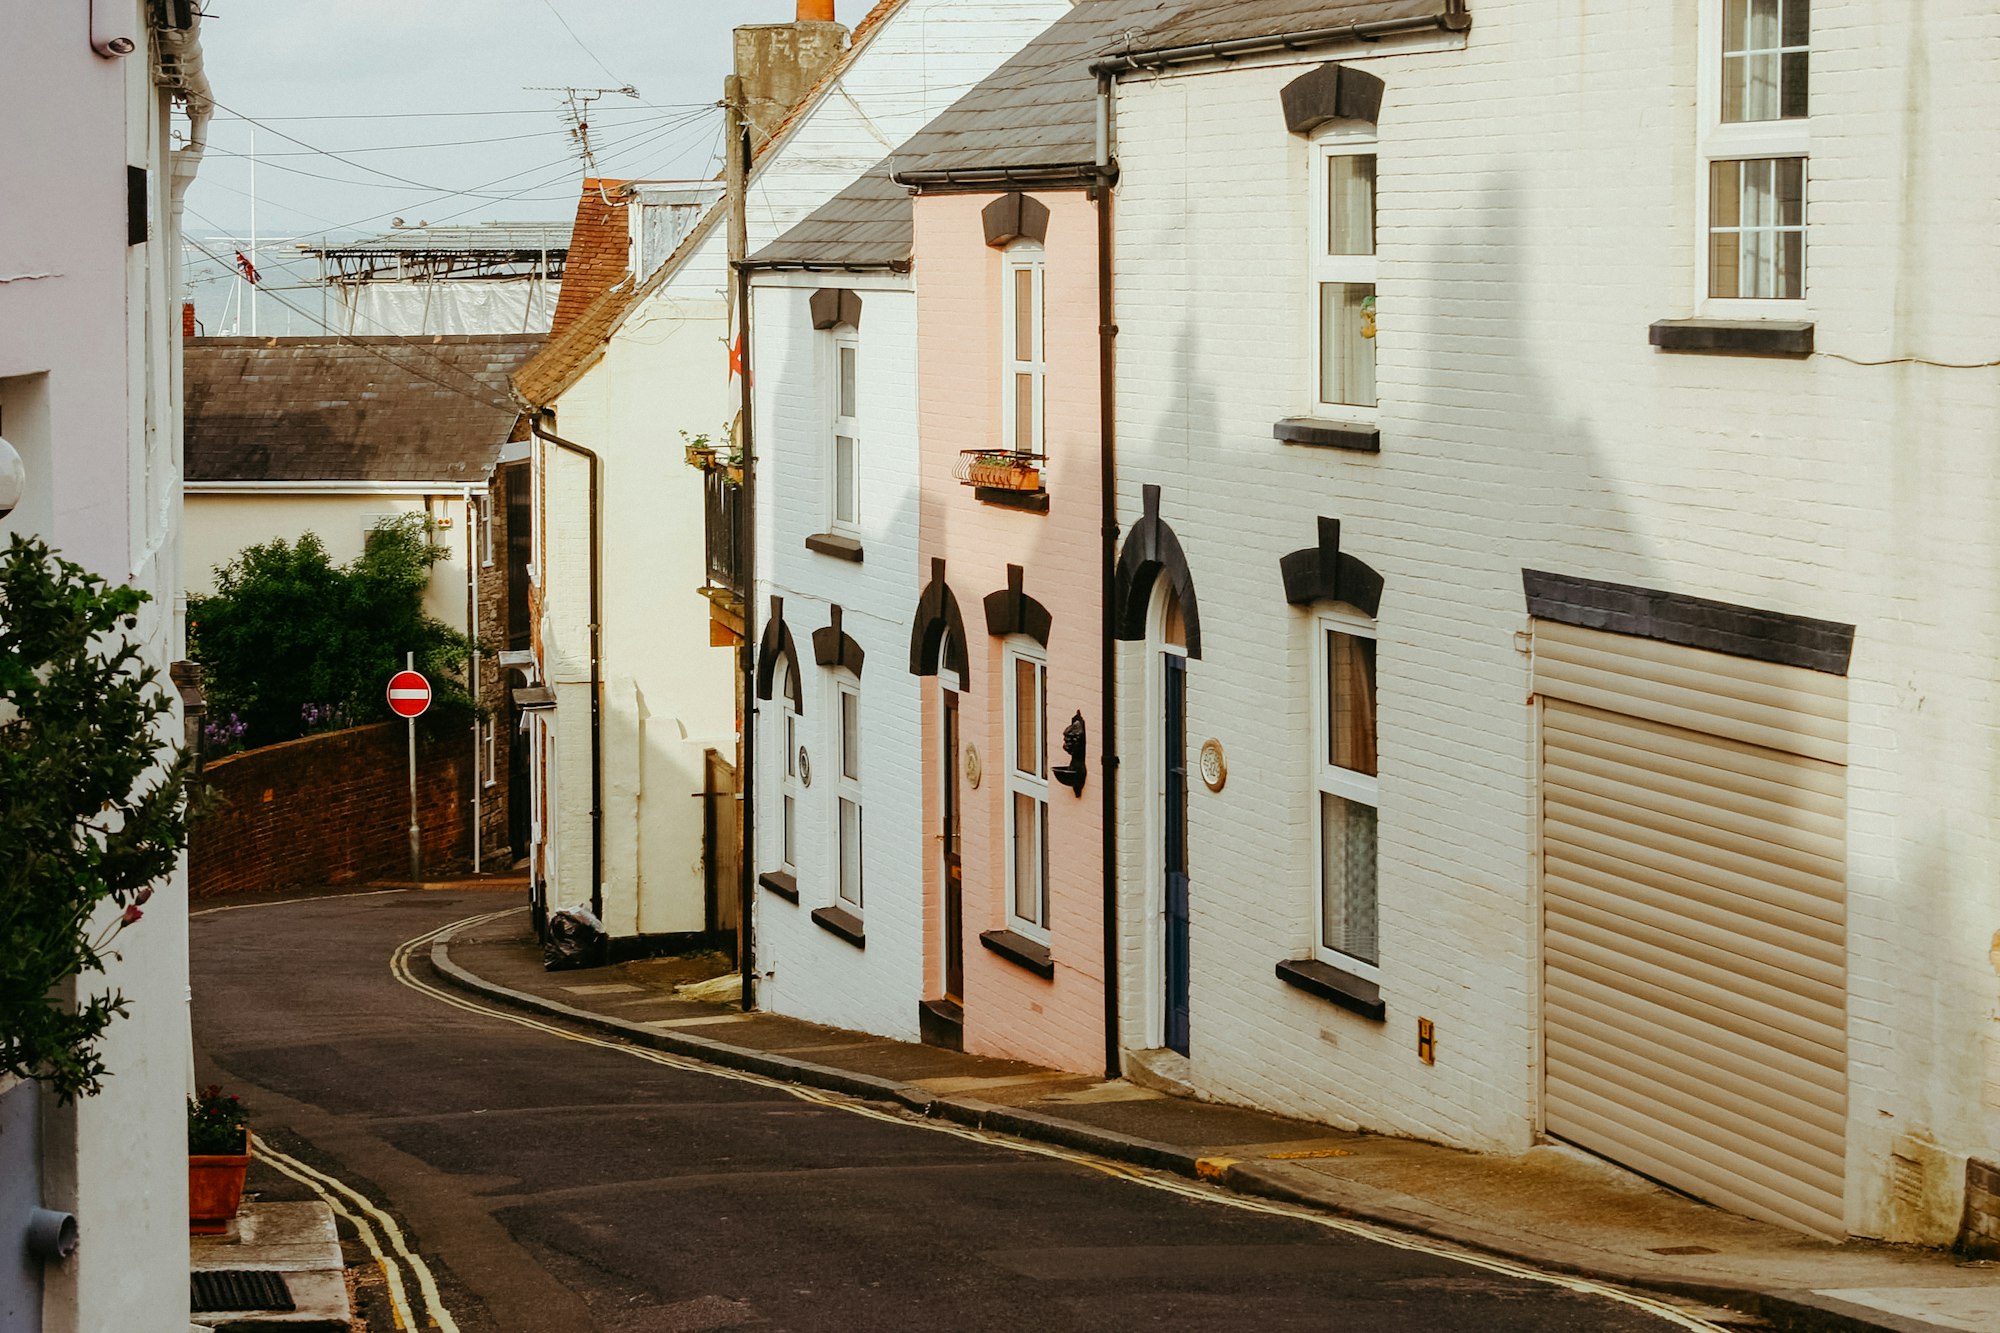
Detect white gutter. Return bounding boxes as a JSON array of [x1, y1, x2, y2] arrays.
[[153, 5, 211, 218]]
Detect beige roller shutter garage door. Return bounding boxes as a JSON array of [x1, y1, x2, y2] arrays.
[[1534, 619, 1848, 1239]]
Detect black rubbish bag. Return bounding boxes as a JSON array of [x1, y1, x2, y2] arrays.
[[543, 907, 606, 972]]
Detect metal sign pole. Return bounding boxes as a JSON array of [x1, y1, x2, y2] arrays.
[[406, 651, 421, 881]]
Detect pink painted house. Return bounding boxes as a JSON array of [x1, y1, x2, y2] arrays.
[[891, 5, 1139, 1074], [906, 184, 1106, 1073], [740, 1, 1147, 1073]]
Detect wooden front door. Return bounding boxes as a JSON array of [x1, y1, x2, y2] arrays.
[[1163, 653, 1191, 1056], [942, 688, 965, 1001]]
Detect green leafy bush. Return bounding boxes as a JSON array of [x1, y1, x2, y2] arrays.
[[0, 536, 194, 1101], [188, 514, 476, 748]]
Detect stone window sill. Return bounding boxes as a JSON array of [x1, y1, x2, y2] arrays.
[[1275, 957, 1384, 1022], [1274, 417, 1380, 454], [805, 532, 864, 563], [811, 904, 865, 948], [757, 871, 798, 903], [972, 487, 1050, 514], [1648, 319, 1814, 358], [979, 928, 1054, 979]]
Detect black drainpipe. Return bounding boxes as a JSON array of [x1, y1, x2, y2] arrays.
[[736, 255, 759, 1013], [1094, 68, 1123, 1081], [531, 414, 604, 923]]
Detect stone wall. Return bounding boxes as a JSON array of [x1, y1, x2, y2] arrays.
[[190, 723, 471, 896]]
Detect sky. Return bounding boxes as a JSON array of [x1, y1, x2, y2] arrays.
[[183, 0, 880, 241], [182, 1, 879, 332]]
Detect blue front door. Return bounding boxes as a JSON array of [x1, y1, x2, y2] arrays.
[[1163, 653, 1190, 1056]]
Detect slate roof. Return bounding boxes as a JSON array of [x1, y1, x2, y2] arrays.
[[549, 180, 631, 338], [1123, 0, 1445, 52], [184, 335, 539, 484], [746, 162, 914, 270], [753, 0, 1446, 268], [748, 0, 1179, 269], [512, 2, 910, 407]]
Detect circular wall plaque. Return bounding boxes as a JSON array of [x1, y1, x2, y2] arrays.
[[965, 744, 983, 790], [1198, 738, 1226, 792], [798, 747, 812, 788]]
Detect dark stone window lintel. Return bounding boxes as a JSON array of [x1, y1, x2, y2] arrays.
[[1648, 318, 1813, 358], [1274, 417, 1380, 454], [1275, 957, 1385, 1022], [811, 905, 866, 948], [973, 486, 1049, 513], [805, 532, 864, 563], [979, 928, 1054, 979]]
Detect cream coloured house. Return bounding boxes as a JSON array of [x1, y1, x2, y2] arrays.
[[512, 0, 1078, 953]]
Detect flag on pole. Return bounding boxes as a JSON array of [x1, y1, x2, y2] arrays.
[[234, 250, 261, 285]]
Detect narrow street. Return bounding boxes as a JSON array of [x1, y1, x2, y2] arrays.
[[192, 889, 1713, 1333]]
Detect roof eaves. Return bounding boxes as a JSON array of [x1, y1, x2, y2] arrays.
[[1090, 2, 1468, 74]]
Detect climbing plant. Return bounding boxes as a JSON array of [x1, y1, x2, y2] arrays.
[[0, 536, 195, 1101]]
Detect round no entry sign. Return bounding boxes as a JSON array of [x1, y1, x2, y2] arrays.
[[387, 669, 432, 719]]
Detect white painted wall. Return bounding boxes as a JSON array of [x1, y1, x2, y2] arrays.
[[750, 276, 925, 1040], [1109, 0, 2000, 1245], [0, 2, 203, 1326], [531, 0, 1074, 943], [534, 292, 737, 935], [183, 491, 474, 631]]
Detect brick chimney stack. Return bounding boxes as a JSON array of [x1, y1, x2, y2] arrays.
[[732, 3, 849, 152]]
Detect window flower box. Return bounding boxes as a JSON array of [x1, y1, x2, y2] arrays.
[[958, 450, 1045, 493]]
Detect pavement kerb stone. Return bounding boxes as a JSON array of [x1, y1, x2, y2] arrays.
[[427, 939, 917, 1107], [425, 928, 1934, 1333]]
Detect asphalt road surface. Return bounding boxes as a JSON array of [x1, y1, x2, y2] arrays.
[[192, 890, 1716, 1333]]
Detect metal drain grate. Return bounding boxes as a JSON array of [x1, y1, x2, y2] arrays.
[[191, 1269, 296, 1312]]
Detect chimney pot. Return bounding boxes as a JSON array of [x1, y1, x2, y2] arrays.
[[797, 0, 835, 21]]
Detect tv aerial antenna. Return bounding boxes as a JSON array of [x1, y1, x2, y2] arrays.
[[526, 85, 641, 203]]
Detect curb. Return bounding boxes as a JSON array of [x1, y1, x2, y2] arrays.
[[426, 928, 1934, 1333]]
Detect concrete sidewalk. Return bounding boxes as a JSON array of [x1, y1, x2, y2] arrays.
[[432, 908, 1998, 1333]]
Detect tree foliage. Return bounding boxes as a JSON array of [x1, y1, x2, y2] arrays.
[[188, 515, 476, 748], [0, 536, 194, 1102]]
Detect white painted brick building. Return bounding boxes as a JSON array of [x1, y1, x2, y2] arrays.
[[518, 0, 1073, 945], [1105, 0, 2000, 1244], [748, 275, 928, 1038]]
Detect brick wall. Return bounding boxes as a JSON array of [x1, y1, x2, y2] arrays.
[[189, 722, 471, 896]]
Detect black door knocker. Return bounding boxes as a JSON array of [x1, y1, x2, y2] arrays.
[[1052, 711, 1087, 795]]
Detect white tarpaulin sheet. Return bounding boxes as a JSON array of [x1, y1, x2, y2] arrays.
[[335, 279, 553, 336]]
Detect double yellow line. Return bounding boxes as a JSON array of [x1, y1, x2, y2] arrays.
[[392, 910, 1730, 1333]]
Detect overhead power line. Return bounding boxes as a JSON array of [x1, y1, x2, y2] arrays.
[[182, 229, 522, 414], [536, 0, 630, 88]]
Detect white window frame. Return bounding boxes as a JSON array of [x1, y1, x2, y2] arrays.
[[999, 242, 1045, 458], [477, 492, 495, 568], [482, 717, 498, 788], [778, 666, 801, 875], [828, 330, 860, 535], [1697, 0, 1811, 315], [1310, 126, 1379, 419], [834, 677, 863, 911], [1003, 642, 1050, 940], [1311, 608, 1380, 979]]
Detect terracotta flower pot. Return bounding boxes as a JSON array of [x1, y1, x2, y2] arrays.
[[189, 1130, 252, 1235]]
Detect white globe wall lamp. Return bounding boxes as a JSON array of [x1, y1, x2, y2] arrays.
[[0, 433, 26, 520]]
